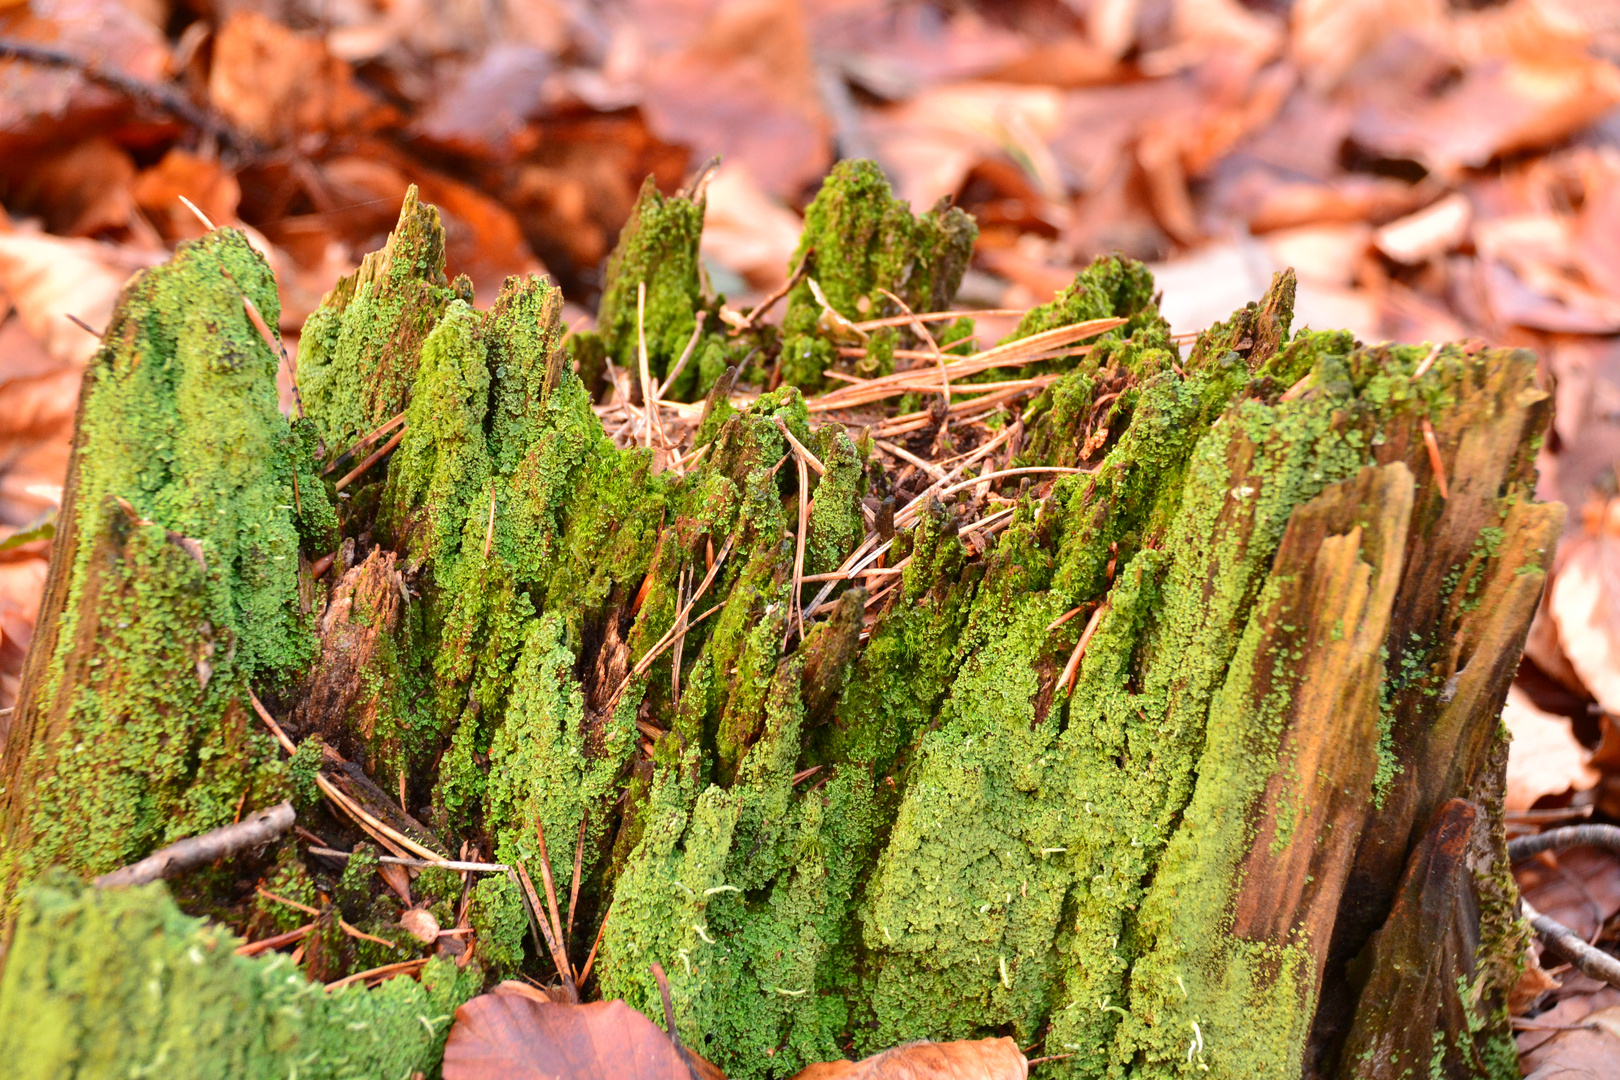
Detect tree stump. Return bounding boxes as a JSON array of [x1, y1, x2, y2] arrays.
[[0, 163, 1561, 1080]]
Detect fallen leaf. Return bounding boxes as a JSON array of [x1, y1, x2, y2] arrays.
[[0, 136, 136, 237], [700, 162, 802, 296], [399, 907, 440, 944], [1504, 685, 1600, 812], [0, 0, 172, 155], [861, 83, 1065, 210], [789, 1039, 1027, 1080], [132, 149, 243, 244], [1351, 52, 1620, 177], [209, 10, 390, 145], [638, 0, 831, 200], [1550, 523, 1620, 714], [1519, 1004, 1620, 1078], [413, 44, 551, 161], [442, 983, 718, 1080], [1374, 192, 1472, 264], [0, 229, 162, 365]]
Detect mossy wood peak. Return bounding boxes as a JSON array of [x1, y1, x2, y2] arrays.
[[0, 162, 1559, 1080]]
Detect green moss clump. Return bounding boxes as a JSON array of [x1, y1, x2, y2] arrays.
[[296, 186, 463, 451], [592, 176, 707, 381], [0, 228, 315, 906], [0, 878, 478, 1080], [779, 161, 977, 390]]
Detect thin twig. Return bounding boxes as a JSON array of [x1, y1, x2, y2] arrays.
[[1411, 341, 1444, 380], [335, 428, 405, 491], [658, 311, 708, 398], [257, 886, 320, 917], [94, 802, 295, 888], [733, 249, 810, 334], [516, 861, 579, 1002], [235, 923, 313, 957], [324, 958, 428, 992], [305, 846, 510, 873], [875, 438, 946, 481], [178, 195, 217, 232], [0, 38, 240, 143], [792, 448, 810, 641], [636, 281, 667, 455], [877, 287, 950, 425], [1508, 824, 1620, 861], [1420, 417, 1448, 500], [1523, 898, 1620, 991], [578, 903, 611, 987], [534, 819, 572, 983], [65, 313, 103, 339], [326, 411, 407, 475], [850, 308, 1024, 333], [651, 960, 680, 1044], [774, 417, 827, 475], [567, 815, 587, 948], [339, 918, 400, 950], [1061, 603, 1109, 694]]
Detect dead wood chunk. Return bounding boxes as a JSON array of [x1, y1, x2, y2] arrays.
[[1335, 798, 1486, 1079], [295, 547, 403, 759], [797, 588, 865, 727]]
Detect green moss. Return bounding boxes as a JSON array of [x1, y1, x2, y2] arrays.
[[296, 187, 461, 451], [0, 877, 478, 1080], [779, 161, 976, 390], [594, 176, 708, 387], [470, 874, 529, 977], [1, 228, 314, 904]]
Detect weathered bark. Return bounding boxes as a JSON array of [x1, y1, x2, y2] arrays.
[[0, 167, 1562, 1080]]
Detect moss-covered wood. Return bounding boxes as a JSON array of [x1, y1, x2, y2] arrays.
[[0, 165, 1561, 1080]]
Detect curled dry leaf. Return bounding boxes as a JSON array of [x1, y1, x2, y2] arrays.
[[1549, 520, 1620, 714], [790, 1038, 1027, 1080], [1504, 685, 1600, 813], [442, 983, 721, 1080], [398, 907, 440, 944]]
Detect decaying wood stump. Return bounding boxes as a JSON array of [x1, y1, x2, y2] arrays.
[[0, 161, 1562, 1080]]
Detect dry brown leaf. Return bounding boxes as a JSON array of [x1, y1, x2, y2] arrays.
[[700, 162, 802, 295], [638, 0, 831, 200], [132, 149, 243, 245], [0, 0, 172, 154], [1290, 0, 1444, 92], [316, 155, 543, 305], [1519, 1004, 1620, 1078], [1, 137, 136, 237], [398, 907, 440, 944], [413, 44, 551, 161], [1504, 685, 1600, 812], [0, 230, 161, 366], [1549, 527, 1620, 714], [1374, 192, 1472, 264], [789, 1039, 1027, 1080], [860, 83, 1065, 211], [441, 983, 720, 1080], [209, 11, 390, 145], [1350, 52, 1620, 177]]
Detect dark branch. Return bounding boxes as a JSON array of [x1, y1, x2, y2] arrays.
[[0, 38, 243, 147], [94, 801, 295, 888]]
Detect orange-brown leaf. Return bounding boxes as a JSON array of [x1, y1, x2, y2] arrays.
[[790, 1039, 1027, 1080], [441, 984, 719, 1080]]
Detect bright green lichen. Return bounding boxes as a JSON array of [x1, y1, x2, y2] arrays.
[[296, 186, 464, 451], [779, 160, 977, 390], [0, 227, 317, 907], [0, 877, 478, 1080]]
